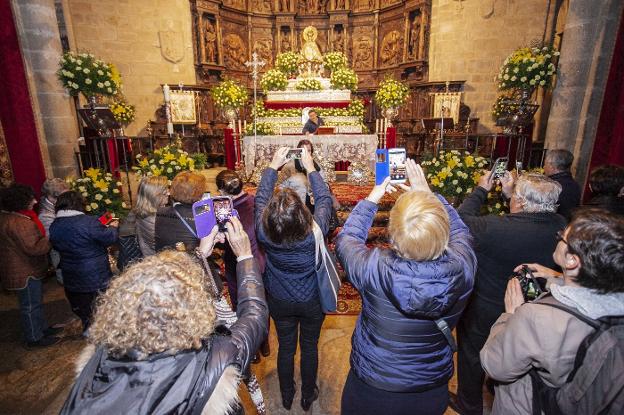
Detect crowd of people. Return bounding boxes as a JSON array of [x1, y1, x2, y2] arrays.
[[0, 147, 623, 414]]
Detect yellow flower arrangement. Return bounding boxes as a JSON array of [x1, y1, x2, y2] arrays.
[[330, 68, 358, 91], [275, 52, 302, 77], [261, 69, 288, 93], [133, 145, 206, 181], [498, 45, 559, 91], [109, 100, 135, 125], [375, 77, 409, 109], [69, 168, 126, 217], [323, 52, 348, 72], [295, 79, 322, 91], [210, 79, 248, 109]]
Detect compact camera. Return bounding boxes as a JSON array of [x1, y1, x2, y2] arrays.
[[512, 265, 544, 302]]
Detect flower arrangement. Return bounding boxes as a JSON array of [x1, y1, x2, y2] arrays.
[[295, 79, 322, 91], [109, 100, 136, 125], [497, 45, 559, 91], [421, 150, 489, 200], [244, 122, 274, 136], [57, 52, 119, 98], [323, 52, 348, 72], [260, 69, 288, 92], [210, 79, 248, 109], [69, 168, 126, 217], [375, 77, 409, 109], [275, 52, 302, 77], [330, 68, 358, 91], [133, 145, 197, 181], [491, 92, 521, 120], [347, 99, 365, 117]]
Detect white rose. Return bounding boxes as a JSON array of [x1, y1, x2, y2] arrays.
[[511, 76, 517, 81], [76, 60, 82, 65], [513, 68, 519, 73], [452, 180, 458, 185], [503, 74, 510, 80], [159, 160, 165, 164], [116, 181, 123, 186], [82, 192, 88, 197], [495, 203, 501, 209], [83, 68, 90, 74], [85, 78, 92, 84], [170, 161, 177, 165], [520, 77, 527, 82], [175, 165, 181, 170], [167, 167, 173, 173], [97, 82, 104, 88], [104, 81, 110, 86], [105, 199, 111, 204], [90, 202, 98, 209], [529, 79, 536, 85], [95, 194, 103, 201], [113, 188, 120, 194], [456, 187, 462, 193], [85, 205, 91, 212], [122, 202, 127, 208], [97, 70, 104, 75], [107, 88, 112, 93], [539, 80, 546, 86], [535, 75, 541, 80], [78, 186, 86, 192]]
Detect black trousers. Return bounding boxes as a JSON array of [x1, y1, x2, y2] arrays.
[[341, 369, 449, 415], [456, 297, 503, 415], [268, 294, 325, 400], [65, 289, 98, 332]]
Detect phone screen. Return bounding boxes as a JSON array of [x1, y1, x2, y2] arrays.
[[286, 148, 303, 160], [213, 198, 233, 230], [491, 157, 508, 179], [388, 148, 407, 183]]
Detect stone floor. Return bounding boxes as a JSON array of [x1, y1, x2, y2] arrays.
[[0, 277, 491, 415]]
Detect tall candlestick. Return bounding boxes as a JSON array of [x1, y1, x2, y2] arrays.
[[376, 119, 380, 133], [167, 122, 174, 135], [238, 120, 242, 135], [163, 84, 170, 102]]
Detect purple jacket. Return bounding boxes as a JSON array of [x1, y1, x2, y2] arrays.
[[335, 195, 476, 392]]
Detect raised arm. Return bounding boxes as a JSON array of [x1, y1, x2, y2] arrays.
[[456, 171, 494, 240]]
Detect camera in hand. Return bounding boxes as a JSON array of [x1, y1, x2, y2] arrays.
[[286, 148, 303, 160], [512, 265, 545, 302], [213, 196, 235, 231]]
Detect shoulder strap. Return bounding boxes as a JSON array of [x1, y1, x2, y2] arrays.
[[532, 299, 602, 330], [172, 204, 198, 238], [435, 318, 457, 353]]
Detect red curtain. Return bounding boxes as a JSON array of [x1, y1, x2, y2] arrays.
[[0, 1, 46, 192], [586, 10, 624, 199]]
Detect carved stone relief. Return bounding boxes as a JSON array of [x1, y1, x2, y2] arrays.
[[380, 0, 399, 8], [331, 0, 347, 10], [280, 27, 292, 51], [379, 30, 402, 66], [254, 38, 273, 66], [223, 0, 245, 10], [353, 0, 375, 12], [352, 31, 373, 69], [253, 0, 272, 13], [223, 33, 247, 69], [408, 12, 421, 59], [202, 17, 218, 63], [332, 27, 345, 53], [276, 0, 291, 12]]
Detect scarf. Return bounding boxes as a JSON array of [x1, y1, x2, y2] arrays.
[[550, 284, 624, 319], [19, 209, 45, 237]]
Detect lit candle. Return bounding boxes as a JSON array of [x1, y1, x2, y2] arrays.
[[376, 119, 380, 133], [163, 84, 170, 102], [238, 120, 242, 134], [167, 122, 174, 135]]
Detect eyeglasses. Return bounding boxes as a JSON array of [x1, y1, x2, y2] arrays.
[[555, 230, 568, 245]]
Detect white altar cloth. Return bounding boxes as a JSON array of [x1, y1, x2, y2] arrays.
[[242, 134, 378, 174]]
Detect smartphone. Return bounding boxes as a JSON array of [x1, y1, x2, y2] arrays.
[[193, 198, 216, 238], [388, 148, 407, 184], [286, 148, 303, 160], [212, 196, 238, 232], [375, 149, 389, 185], [98, 211, 114, 226], [491, 157, 509, 180]]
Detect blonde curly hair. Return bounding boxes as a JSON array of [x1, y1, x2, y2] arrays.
[[89, 250, 216, 359]]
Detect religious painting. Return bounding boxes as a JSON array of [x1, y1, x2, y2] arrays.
[[431, 92, 462, 125], [170, 91, 197, 124]]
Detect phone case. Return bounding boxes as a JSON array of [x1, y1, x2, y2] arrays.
[[192, 198, 217, 238], [375, 149, 389, 185], [98, 212, 113, 225]]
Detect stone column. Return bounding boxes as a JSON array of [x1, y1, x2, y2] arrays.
[[11, 0, 80, 178], [544, 0, 624, 185]]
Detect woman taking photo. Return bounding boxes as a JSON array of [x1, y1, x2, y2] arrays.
[[254, 146, 333, 411], [335, 159, 477, 415], [50, 191, 118, 332]]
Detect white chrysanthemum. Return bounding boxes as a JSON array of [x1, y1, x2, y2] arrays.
[[85, 205, 91, 212], [95, 194, 103, 201], [121, 202, 127, 208], [85, 78, 92, 84], [90, 202, 98, 209], [104, 199, 111, 205], [82, 192, 88, 197], [83, 68, 90, 74], [113, 188, 120, 194], [78, 186, 86, 192], [456, 187, 462, 193]]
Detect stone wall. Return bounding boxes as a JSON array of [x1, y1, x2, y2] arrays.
[[428, 0, 548, 132], [64, 0, 197, 135]]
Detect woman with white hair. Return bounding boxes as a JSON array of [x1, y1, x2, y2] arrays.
[[335, 159, 477, 415], [39, 178, 69, 284]]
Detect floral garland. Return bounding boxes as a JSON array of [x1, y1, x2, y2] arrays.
[[275, 52, 302, 77], [260, 69, 288, 92], [57, 52, 119, 98], [210, 79, 248, 109], [253, 99, 365, 118], [330, 68, 358, 91], [323, 52, 348, 72], [244, 122, 274, 136], [375, 77, 409, 109], [498, 45, 559, 91], [109, 100, 136, 125], [295, 79, 322, 91], [133, 145, 198, 181], [69, 168, 126, 217]]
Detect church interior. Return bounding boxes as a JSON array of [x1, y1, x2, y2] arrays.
[[0, 0, 623, 414]]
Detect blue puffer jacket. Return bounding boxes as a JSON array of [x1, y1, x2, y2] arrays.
[[255, 168, 332, 302], [335, 196, 476, 392], [50, 211, 118, 293]]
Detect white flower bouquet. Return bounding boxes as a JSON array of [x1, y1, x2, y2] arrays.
[[260, 69, 288, 93], [498, 46, 559, 91], [57, 52, 120, 97], [330, 68, 358, 91], [69, 168, 126, 216]]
